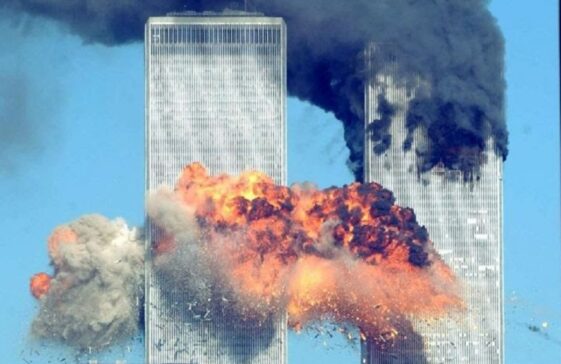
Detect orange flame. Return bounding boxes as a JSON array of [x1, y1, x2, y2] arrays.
[[30, 272, 52, 299], [30, 226, 78, 300], [47, 226, 78, 265], [153, 163, 463, 343]]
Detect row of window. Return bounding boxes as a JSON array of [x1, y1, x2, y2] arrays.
[[151, 26, 283, 45]]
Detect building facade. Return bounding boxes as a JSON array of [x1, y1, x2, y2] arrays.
[[362, 47, 504, 363], [145, 15, 287, 364]]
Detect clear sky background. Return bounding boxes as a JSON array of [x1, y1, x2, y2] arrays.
[[0, 0, 559, 363]]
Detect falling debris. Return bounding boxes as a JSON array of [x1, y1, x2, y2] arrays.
[[524, 322, 561, 347]]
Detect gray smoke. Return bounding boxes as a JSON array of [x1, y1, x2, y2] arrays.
[[0, 73, 34, 173], [146, 188, 216, 313], [31, 215, 144, 350], [4, 0, 506, 180], [146, 188, 279, 323], [0, 11, 62, 174], [0, 70, 58, 174]]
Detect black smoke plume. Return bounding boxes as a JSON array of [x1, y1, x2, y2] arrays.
[[4, 0, 506, 180], [368, 95, 396, 155]]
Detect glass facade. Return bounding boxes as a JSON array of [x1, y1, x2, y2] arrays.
[[362, 47, 504, 363], [145, 16, 287, 364]]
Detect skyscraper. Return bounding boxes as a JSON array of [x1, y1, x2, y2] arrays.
[[362, 46, 503, 363], [145, 14, 287, 364]]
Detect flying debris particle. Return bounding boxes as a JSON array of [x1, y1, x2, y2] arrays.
[[524, 322, 561, 347]]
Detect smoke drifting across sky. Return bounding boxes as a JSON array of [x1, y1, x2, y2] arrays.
[[4, 0, 506, 180]]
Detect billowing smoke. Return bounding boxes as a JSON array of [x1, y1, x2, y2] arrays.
[[29, 165, 462, 351], [29, 215, 144, 350], [5, 0, 506, 180], [147, 163, 463, 347]]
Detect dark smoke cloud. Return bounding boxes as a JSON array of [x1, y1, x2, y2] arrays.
[[368, 95, 396, 155], [4, 0, 506, 180]]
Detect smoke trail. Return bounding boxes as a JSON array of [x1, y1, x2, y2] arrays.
[[4, 0, 506, 180], [30, 215, 144, 350]]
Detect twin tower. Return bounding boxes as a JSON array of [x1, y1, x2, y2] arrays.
[[145, 13, 503, 364]]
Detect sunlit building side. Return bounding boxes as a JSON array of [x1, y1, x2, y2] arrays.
[[362, 45, 504, 364], [145, 15, 287, 364]]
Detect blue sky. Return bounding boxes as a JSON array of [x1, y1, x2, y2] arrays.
[[0, 0, 559, 363]]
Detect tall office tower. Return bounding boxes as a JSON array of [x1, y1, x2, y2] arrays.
[[145, 14, 287, 364], [362, 46, 503, 363]]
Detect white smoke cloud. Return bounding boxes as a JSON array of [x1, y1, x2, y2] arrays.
[[31, 215, 144, 350]]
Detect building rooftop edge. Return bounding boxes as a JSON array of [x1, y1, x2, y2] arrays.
[[167, 10, 264, 16], [147, 14, 285, 26]]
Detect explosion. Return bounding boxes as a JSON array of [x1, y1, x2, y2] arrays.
[[29, 164, 463, 350], [47, 226, 78, 265], [148, 163, 463, 347], [29, 215, 144, 350], [30, 272, 52, 299]]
